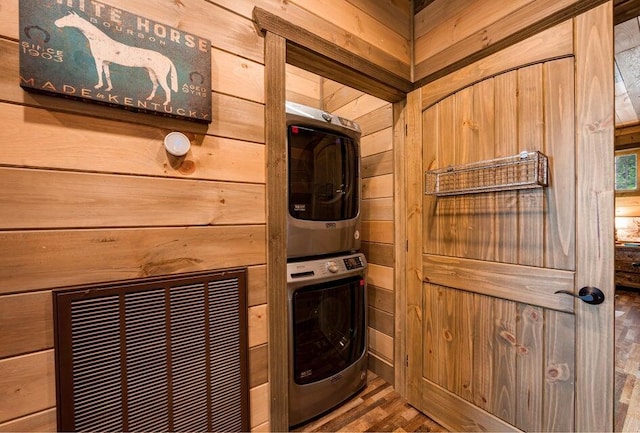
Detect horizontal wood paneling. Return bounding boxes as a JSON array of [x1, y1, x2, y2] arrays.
[[423, 254, 575, 313], [0, 168, 265, 229], [362, 151, 394, 178], [0, 103, 265, 182], [362, 174, 393, 199], [360, 242, 394, 267], [361, 198, 394, 221], [369, 306, 394, 336], [248, 265, 267, 307], [249, 344, 268, 388], [0, 291, 52, 359], [361, 128, 394, 158], [0, 409, 56, 433], [213, 47, 265, 103], [0, 226, 265, 294], [368, 327, 394, 363], [250, 383, 270, 429], [368, 285, 395, 314], [419, 20, 574, 110], [368, 263, 394, 291], [356, 104, 394, 136], [367, 353, 395, 386], [413, 0, 604, 84], [361, 221, 394, 244], [220, 0, 410, 80], [249, 304, 268, 347], [0, 350, 55, 423]]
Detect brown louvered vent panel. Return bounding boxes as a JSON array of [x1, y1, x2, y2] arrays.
[[54, 269, 249, 432]]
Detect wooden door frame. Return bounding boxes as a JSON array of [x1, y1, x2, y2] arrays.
[[254, 7, 411, 431], [255, 2, 614, 430]]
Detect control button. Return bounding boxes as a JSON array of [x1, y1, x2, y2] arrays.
[[326, 261, 339, 273], [321, 112, 332, 122]]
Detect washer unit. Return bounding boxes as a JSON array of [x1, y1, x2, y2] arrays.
[[287, 252, 368, 427]]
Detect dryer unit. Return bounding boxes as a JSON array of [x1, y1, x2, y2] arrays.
[[286, 101, 362, 259]]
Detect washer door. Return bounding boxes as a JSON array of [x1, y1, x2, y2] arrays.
[[291, 276, 365, 385]]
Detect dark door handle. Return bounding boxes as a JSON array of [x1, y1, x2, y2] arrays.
[[554, 286, 605, 305]]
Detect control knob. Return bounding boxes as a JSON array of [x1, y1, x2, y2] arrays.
[[326, 261, 339, 273]]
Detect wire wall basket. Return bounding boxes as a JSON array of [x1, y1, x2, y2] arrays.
[[424, 151, 549, 196]]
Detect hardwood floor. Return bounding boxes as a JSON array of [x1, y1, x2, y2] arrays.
[[292, 372, 446, 432], [615, 288, 640, 432], [294, 289, 639, 432]]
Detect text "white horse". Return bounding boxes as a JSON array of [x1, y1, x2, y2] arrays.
[[55, 12, 178, 106]]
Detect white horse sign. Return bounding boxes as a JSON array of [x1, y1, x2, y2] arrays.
[[19, 0, 212, 123]]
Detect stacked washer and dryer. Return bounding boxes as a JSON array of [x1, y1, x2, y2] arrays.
[[285, 101, 368, 427]]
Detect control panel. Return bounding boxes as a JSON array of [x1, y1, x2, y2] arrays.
[[287, 253, 367, 282]]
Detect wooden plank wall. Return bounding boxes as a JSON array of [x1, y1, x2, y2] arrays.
[[323, 81, 397, 385], [0, 0, 410, 431], [413, 0, 606, 84]]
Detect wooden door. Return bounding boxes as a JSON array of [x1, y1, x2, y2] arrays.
[[406, 4, 614, 432]]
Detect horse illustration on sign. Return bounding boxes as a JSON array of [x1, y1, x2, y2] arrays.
[[54, 11, 177, 106]]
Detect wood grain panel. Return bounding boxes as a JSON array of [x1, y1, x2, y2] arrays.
[[289, 0, 410, 64], [435, 97, 457, 257], [0, 408, 56, 433], [517, 65, 545, 268], [472, 294, 495, 412], [361, 129, 394, 158], [368, 327, 394, 362], [362, 151, 393, 178], [419, 21, 573, 110], [212, 47, 264, 104], [0, 226, 265, 294], [454, 87, 474, 258], [0, 103, 265, 182], [367, 263, 394, 291], [249, 304, 268, 348], [249, 344, 268, 388], [405, 89, 424, 406], [0, 350, 55, 423], [247, 265, 267, 307], [344, 0, 411, 39], [415, 0, 535, 63], [0, 291, 52, 359], [492, 298, 518, 423], [360, 242, 394, 267], [367, 353, 395, 387], [574, 4, 615, 431], [264, 30, 288, 432], [515, 304, 544, 431], [368, 306, 394, 336], [422, 254, 575, 313], [422, 105, 439, 256], [356, 104, 394, 136], [211, 93, 265, 143], [117, 0, 264, 63], [286, 64, 321, 105], [367, 284, 394, 314], [543, 310, 575, 432], [472, 79, 496, 261], [494, 71, 520, 264], [361, 198, 394, 221], [323, 82, 365, 114], [414, 0, 604, 85], [544, 59, 576, 270], [414, 0, 471, 39], [362, 174, 393, 199], [0, 168, 265, 229], [249, 382, 269, 429], [332, 95, 389, 125], [418, 377, 519, 432]]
